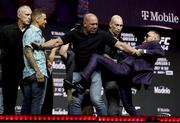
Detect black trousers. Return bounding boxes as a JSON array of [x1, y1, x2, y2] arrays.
[[105, 80, 138, 116], [2, 73, 23, 114]]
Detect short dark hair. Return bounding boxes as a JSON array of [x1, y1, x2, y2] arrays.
[[31, 9, 45, 21]]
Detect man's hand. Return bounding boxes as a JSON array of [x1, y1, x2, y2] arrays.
[[36, 71, 45, 82], [135, 49, 144, 56], [31, 42, 43, 50]]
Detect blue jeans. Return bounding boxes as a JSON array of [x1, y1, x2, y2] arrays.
[[0, 87, 3, 114], [70, 71, 107, 115], [21, 74, 47, 114]]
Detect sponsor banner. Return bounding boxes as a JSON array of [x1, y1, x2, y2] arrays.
[[88, 0, 180, 29], [154, 86, 171, 95]]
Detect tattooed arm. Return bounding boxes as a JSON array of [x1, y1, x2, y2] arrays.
[[24, 47, 44, 82]]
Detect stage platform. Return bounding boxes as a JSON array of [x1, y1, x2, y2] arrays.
[[0, 115, 180, 122]]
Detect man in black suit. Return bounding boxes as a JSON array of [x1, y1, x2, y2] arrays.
[[72, 30, 165, 94]]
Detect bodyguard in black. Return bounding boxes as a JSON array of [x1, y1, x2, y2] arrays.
[[0, 23, 25, 114], [0, 5, 32, 114], [103, 15, 137, 116]]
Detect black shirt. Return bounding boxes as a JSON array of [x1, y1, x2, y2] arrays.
[[102, 31, 128, 82], [0, 23, 25, 76], [61, 27, 116, 70], [104, 31, 127, 63]]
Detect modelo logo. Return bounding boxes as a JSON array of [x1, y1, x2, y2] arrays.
[[52, 108, 68, 115], [52, 61, 66, 69], [141, 11, 179, 23], [154, 86, 171, 94]]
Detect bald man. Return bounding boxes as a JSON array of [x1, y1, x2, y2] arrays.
[[109, 15, 123, 37], [0, 5, 32, 114], [61, 13, 115, 115], [102, 15, 138, 116]]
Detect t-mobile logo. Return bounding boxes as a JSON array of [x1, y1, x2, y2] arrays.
[[141, 10, 179, 23], [141, 10, 149, 20]]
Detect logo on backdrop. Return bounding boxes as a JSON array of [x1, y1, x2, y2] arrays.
[[141, 11, 179, 24], [52, 60, 66, 70], [52, 107, 68, 115], [121, 106, 141, 116], [121, 33, 138, 47], [53, 78, 67, 97], [131, 88, 137, 95], [154, 36, 173, 76], [160, 37, 170, 51], [154, 86, 171, 94], [157, 107, 171, 116], [154, 57, 173, 75], [15, 106, 22, 114], [51, 31, 65, 37]]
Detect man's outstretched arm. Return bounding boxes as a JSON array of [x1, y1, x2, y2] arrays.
[[114, 41, 141, 56], [32, 37, 64, 49]]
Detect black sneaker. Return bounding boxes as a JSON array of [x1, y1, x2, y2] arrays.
[[73, 81, 86, 94], [63, 79, 73, 93], [63, 79, 86, 94], [63, 79, 73, 87]]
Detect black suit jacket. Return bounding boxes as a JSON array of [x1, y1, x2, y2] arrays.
[[122, 41, 165, 86]]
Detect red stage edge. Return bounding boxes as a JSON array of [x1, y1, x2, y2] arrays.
[[0, 115, 180, 122]]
